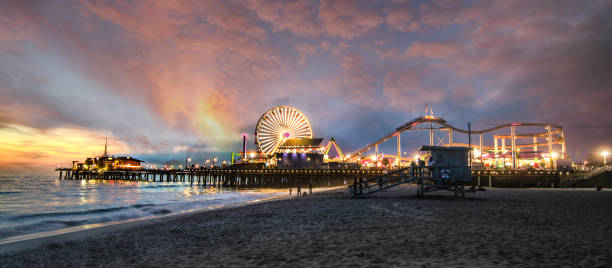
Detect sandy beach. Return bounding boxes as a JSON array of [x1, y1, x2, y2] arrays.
[[1, 186, 611, 267]]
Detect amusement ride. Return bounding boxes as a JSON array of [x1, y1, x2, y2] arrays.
[[235, 105, 566, 170]]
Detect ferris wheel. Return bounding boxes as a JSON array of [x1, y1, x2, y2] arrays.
[[255, 106, 313, 155]]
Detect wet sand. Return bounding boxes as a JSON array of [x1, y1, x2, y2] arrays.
[[1, 186, 611, 267]]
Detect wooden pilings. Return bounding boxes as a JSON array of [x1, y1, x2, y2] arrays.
[[55, 168, 385, 188], [471, 170, 562, 188], [56, 168, 566, 188]]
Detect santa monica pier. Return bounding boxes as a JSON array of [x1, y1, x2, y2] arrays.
[[57, 106, 604, 190]]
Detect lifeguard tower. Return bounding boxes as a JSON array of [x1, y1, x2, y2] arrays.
[[349, 145, 474, 198]]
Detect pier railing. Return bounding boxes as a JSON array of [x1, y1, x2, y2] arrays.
[[583, 165, 612, 180]]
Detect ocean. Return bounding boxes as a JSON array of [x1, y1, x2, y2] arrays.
[[0, 173, 286, 241]]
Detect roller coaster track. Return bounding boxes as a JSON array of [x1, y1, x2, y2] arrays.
[[347, 116, 563, 161]]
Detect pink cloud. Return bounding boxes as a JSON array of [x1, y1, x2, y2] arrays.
[[386, 8, 414, 31], [294, 43, 317, 64], [403, 41, 461, 59], [0, 0, 292, 151], [316, 54, 383, 107], [245, 0, 321, 37], [376, 48, 401, 59], [319, 0, 384, 39], [382, 67, 446, 112]]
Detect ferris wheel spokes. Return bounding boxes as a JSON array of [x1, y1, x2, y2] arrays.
[[254, 106, 313, 155]]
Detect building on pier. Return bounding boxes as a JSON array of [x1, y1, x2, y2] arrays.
[[275, 138, 325, 169], [71, 138, 143, 170]]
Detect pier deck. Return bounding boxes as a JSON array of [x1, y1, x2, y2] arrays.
[[55, 168, 572, 188]]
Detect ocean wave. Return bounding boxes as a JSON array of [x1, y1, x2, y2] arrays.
[[0, 191, 21, 195], [97, 184, 187, 191], [43, 219, 89, 227], [13, 204, 158, 219]]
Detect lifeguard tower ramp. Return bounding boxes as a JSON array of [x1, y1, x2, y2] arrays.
[[349, 146, 474, 198]]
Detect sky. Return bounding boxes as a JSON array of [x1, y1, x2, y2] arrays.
[[0, 0, 611, 173]]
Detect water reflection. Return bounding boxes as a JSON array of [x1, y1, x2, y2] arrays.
[[0, 175, 287, 240]]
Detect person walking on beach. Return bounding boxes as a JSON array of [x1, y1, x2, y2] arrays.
[[297, 185, 301, 196], [309, 184, 312, 195], [427, 156, 436, 178], [418, 158, 425, 177], [358, 178, 363, 195]]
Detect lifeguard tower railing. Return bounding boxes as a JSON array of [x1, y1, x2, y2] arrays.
[[348, 166, 431, 196], [348, 165, 473, 197]]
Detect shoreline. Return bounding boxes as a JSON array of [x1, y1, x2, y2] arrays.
[[0, 185, 346, 254]]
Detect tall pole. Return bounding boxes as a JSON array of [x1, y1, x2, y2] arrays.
[[242, 134, 248, 161], [429, 128, 434, 146], [511, 126, 516, 170], [448, 129, 453, 147], [561, 127, 566, 160], [501, 137, 506, 168], [479, 134, 483, 163], [396, 133, 401, 167], [494, 137, 498, 168], [468, 123, 472, 167], [469, 122, 473, 188], [375, 144, 378, 160], [547, 125, 553, 169]]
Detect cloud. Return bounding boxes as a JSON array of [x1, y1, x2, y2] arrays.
[[245, 0, 321, 37], [403, 41, 461, 59], [294, 43, 317, 64], [315, 54, 384, 107], [248, 0, 386, 39], [60, 1, 285, 142], [382, 67, 446, 112], [376, 48, 401, 59], [416, 0, 612, 156], [386, 8, 418, 32]]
